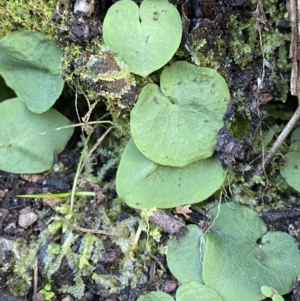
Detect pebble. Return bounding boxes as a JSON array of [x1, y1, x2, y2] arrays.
[[18, 209, 38, 229], [0, 237, 14, 261], [162, 280, 177, 293], [74, 0, 94, 16], [0, 237, 14, 251]]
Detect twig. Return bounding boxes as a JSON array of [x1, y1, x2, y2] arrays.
[[135, 209, 186, 235], [33, 257, 38, 294], [254, 106, 300, 176], [60, 217, 123, 237], [77, 226, 123, 237], [149, 253, 167, 272], [86, 126, 113, 164], [290, 0, 299, 100], [254, 1, 269, 184]]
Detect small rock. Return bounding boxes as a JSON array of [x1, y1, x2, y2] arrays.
[[4, 222, 16, 232], [0, 237, 14, 251], [74, 0, 95, 16], [0, 189, 6, 198], [0, 208, 8, 221], [18, 210, 38, 229], [32, 293, 45, 301], [0, 237, 14, 261], [162, 280, 177, 293]]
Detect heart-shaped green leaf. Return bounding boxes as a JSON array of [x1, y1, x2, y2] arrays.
[[167, 225, 204, 284], [0, 30, 64, 113], [103, 0, 182, 77], [176, 282, 223, 301], [137, 291, 175, 301], [131, 61, 230, 167], [116, 138, 225, 209], [203, 202, 300, 301], [0, 98, 74, 173], [280, 151, 300, 192]]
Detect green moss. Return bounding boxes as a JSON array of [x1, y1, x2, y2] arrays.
[[61, 37, 140, 119], [187, 19, 231, 82], [0, 0, 61, 39], [190, 38, 227, 70], [228, 0, 290, 70], [7, 192, 162, 299], [228, 15, 257, 68], [7, 277, 31, 296]]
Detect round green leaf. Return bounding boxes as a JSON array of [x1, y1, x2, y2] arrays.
[[116, 138, 225, 209], [0, 98, 74, 173], [167, 225, 205, 284], [0, 30, 64, 113], [131, 61, 230, 167], [137, 291, 175, 301], [203, 202, 300, 301], [176, 282, 223, 301], [280, 152, 300, 192], [272, 294, 284, 301], [103, 0, 182, 77], [260, 286, 273, 298]]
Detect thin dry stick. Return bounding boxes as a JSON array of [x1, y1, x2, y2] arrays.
[[134, 209, 186, 235], [33, 257, 38, 294], [254, 107, 300, 176], [290, 0, 299, 95], [54, 120, 113, 131], [86, 126, 113, 160], [77, 226, 123, 237], [199, 191, 223, 264], [60, 217, 123, 237], [149, 253, 166, 272], [74, 86, 83, 137], [254, 1, 269, 186], [77, 126, 113, 176]]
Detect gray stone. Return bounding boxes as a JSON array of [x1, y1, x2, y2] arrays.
[[18, 210, 37, 229]]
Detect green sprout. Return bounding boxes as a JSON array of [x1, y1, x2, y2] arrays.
[[261, 285, 284, 301], [116, 61, 229, 209], [39, 283, 55, 301]]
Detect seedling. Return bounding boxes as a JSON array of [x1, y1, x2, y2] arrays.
[[166, 203, 300, 301], [261, 286, 284, 301], [39, 283, 55, 301], [116, 61, 229, 208], [139, 204, 300, 300], [103, 0, 182, 77], [0, 30, 73, 173]]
